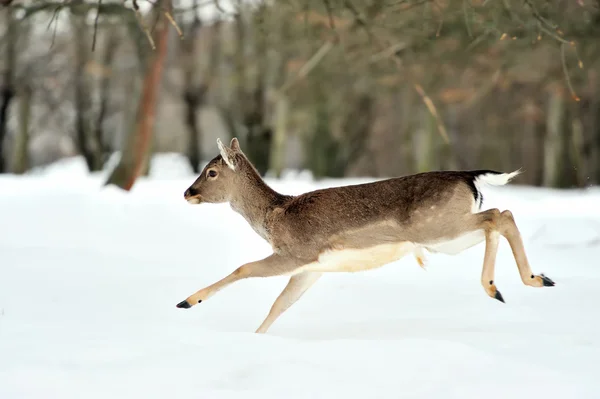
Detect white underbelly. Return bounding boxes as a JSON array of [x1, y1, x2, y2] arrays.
[[297, 241, 417, 274], [291, 230, 485, 275], [423, 229, 485, 255]]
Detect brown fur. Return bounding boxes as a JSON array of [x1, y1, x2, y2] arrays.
[[177, 138, 555, 333]]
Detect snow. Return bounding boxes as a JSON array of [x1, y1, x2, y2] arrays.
[[1, 155, 600, 399]]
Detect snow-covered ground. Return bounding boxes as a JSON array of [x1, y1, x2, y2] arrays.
[[1, 154, 599, 399]]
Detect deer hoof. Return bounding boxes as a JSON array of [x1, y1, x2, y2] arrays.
[[176, 300, 192, 309], [494, 290, 505, 303], [540, 274, 555, 287]]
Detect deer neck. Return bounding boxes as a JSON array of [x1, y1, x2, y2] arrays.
[[229, 169, 288, 241]]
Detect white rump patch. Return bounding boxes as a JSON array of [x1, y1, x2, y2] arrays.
[[297, 242, 418, 274], [424, 230, 485, 255], [217, 138, 236, 170], [472, 169, 521, 212]]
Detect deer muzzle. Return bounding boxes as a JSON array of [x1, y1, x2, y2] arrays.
[[184, 187, 202, 204]]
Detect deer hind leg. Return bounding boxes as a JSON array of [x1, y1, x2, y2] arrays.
[[475, 208, 555, 303], [481, 228, 503, 302], [255, 271, 322, 334], [176, 253, 302, 309], [497, 210, 555, 288]]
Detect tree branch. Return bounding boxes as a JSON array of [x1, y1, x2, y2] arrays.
[[279, 40, 335, 94], [92, 0, 102, 51], [343, 0, 449, 144]]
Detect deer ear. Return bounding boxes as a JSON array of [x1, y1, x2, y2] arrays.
[[217, 138, 236, 170], [229, 137, 240, 152]]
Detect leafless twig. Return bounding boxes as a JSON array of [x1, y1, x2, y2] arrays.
[[537, 22, 570, 44], [343, 0, 374, 41], [561, 42, 580, 102], [46, 3, 62, 49], [92, 0, 102, 51], [323, 0, 335, 30], [342, 0, 449, 144], [132, 0, 155, 49], [462, 0, 472, 38], [279, 40, 335, 94], [524, 0, 558, 30], [164, 9, 183, 37], [368, 42, 407, 64], [213, 0, 226, 13], [145, 0, 184, 38], [322, 0, 341, 43]]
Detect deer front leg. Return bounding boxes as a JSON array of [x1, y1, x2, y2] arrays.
[[255, 271, 322, 334], [176, 253, 303, 309]]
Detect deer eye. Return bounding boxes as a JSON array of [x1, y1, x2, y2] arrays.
[[207, 170, 218, 178]]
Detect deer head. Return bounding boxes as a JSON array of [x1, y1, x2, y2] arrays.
[[183, 137, 244, 204]]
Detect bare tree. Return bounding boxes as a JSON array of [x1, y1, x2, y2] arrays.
[[105, 0, 172, 190], [179, 0, 205, 173], [0, 4, 16, 173], [71, 4, 103, 171], [94, 25, 120, 166]]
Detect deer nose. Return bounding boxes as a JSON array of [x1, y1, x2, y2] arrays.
[[184, 187, 197, 198]]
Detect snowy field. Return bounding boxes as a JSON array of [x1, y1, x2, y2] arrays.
[[1, 154, 600, 399]]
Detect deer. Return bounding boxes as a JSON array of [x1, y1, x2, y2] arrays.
[[176, 137, 555, 334]]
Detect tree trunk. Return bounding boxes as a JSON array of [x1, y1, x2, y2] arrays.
[[413, 106, 436, 173], [94, 26, 120, 165], [72, 8, 103, 171], [521, 99, 544, 186], [342, 92, 374, 176], [0, 5, 16, 173], [595, 100, 600, 184], [543, 87, 565, 187], [104, 0, 170, 190], [233, 8, 247, 132], [441, 104, 459, 171], [184, 88, 204, 173], [266, 4, 292, 178], [269, 93, 289, 177], [12, 83, 31, 174], [307, 95, 337, 179], [0, 88, 14, 174], [180, 2, 204, 173], [571, 117, 585, 187], [234, 4, 271, 175], [581, 70, 599, 186], [307, 87, 373, 178], [397, 86, 414, 174]]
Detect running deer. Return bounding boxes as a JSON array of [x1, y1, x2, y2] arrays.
[[176, 137, 555, 333]]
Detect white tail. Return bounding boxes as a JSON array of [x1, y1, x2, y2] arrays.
[[474, 169, 522, 187]]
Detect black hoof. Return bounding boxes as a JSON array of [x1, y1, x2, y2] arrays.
[[176, 300, 191, 309], [494, 290, 505, 303], [540, 274, 555, 287]]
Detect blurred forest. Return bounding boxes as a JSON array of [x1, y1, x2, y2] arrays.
[[0, 0, 599, 189]]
